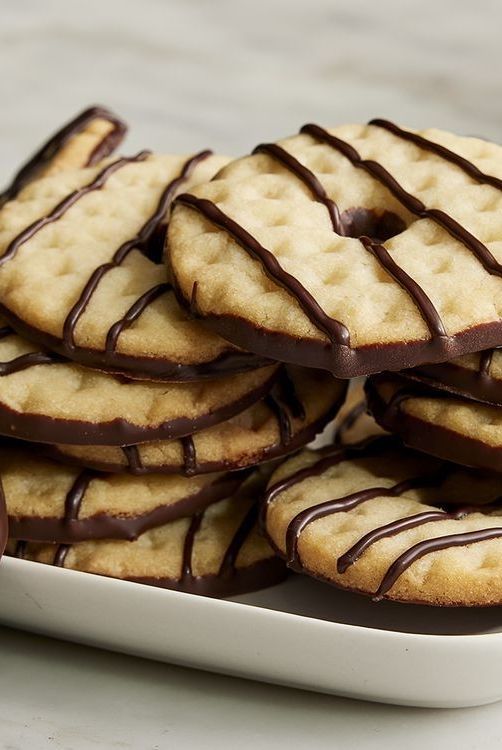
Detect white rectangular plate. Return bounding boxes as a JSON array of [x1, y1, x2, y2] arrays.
[[1, 557, 501, 708]]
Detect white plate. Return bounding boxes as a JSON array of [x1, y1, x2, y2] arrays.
[[1, 556, 501, 708]]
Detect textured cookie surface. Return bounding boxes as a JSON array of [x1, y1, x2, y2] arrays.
[[47, 366, 346, 475], [0, 319, 277, 444], [367, 374, 502, 473], [0, 105, 127, 206], [263, 438, 502, 605], [3, 442, 243, 542], [0, 147, 266, 380], [10, 470, 286, 597], [168, 120, 502, 376], [403, 348, 502, 406]]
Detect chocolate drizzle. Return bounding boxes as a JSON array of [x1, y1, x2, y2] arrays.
[[121, 445, 144, 473], [0, 153, 149, 269], [333, 400, 367, 444], [264, 438, 502, 600], [175, 194, 350, 346], [9, 472, 245, 543], [0, 106, 127, 207], [302, 122, 502, 277], [105, 283, 170, 353], [62, 150, 211, 352], [181, 435, 197, 476]]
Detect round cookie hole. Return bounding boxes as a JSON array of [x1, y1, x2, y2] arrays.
[[340, 207, 408, 243]]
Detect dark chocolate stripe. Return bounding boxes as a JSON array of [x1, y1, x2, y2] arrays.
[[479, 349, 495, 380], [302, 123, 502, 277], [276, 367, 306, 420], [63, 150, 212, 351], [14, 540, 27, 559], [218, 502, 260, 577], [54, 544, 70, 567], [360, 237, 447, 338], [122, 445, 144, 473], [337, 509, 465, 573], [105, 283, 170, 353], [0, 350, 61, 376], [0, 153, 149, 269], [284, 471, 450, 571], [176, 194, 350, 346], [181, 435, 197, 476], [181, 513, 203, 582], [0, 106, 127, 206], [253, 143, 343, 232], [264, 392, 292, 446], [374, 527, 502, 600], [64, 469, 96, 522], [370, 119, 502, 191], [255, 137, 445, 341]]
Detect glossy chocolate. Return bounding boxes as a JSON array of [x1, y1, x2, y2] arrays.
[[9, 471, 245, 543], [366, 375, 502, 473], [0, 106, 127, 206], [172, 120, 502, 377], [263, 437, 502, 601]]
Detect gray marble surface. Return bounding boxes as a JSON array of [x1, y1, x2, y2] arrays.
[[1, 1, 502, 747]]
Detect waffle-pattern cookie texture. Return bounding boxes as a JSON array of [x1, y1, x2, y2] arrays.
[[263, 437, 502, 605], [0, 147, 267, 380], [168, 120, 502, 377], [9, 470, 287, 597], [3, 443, 244, 542], [366, 374, 502, 473], [45, 366, 346, 475], [403, 348, 502, 406], [0, 319, 277, 444], [0, 106, 127, 207]]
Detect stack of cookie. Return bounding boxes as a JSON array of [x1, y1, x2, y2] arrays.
[[0, 107, 347, 596], [165, 120, 502, 606], [3, 111, 502, 607]]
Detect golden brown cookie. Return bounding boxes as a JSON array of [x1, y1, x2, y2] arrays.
[[0, 319, 277, 444], [168, 120, 502, 377], [366, 374, 502, 473], [0, 142, 267, 380], [0, 105, 127, 206], [402, 348, 502, 406], [263, 437, 502, 605], [9, 470, 286, 597], [3, 442, 244, 542], [44, 367, 346, 474]]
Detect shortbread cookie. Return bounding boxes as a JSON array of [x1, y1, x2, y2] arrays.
[[9, 471, 287, 596], [45, 366, 346, 475], [3, 443, 243, 542], [366, 374, 502, 473], [0, 106, 127, 206], [0, 320, 277, 444], [0, 148, 267, 380], [263, 437, 502, 605], [403, 349, 502, 406], [168, 119, 502, 377]]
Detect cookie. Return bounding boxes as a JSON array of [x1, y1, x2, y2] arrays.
[[332, 379, 385, 444], [366, 374, 502, 473], [0, 319, 277, 444], [3, 442, 244, 542], [9, 470, 286, 597], [168, 119, 502, 377], [44, 366, 346, 475], [0, 146, 268, 380], [0, 105, 127, 206], [263, 437, 502, 605], [402, 348, 502, 406]]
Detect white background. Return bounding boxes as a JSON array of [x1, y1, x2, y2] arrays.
[[1, 1, 502, 747]]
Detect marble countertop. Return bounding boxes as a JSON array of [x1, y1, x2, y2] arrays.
[[1, 0, 502, 746]]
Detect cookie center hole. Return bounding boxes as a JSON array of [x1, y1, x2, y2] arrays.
[[341, 208, 407, 243]]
